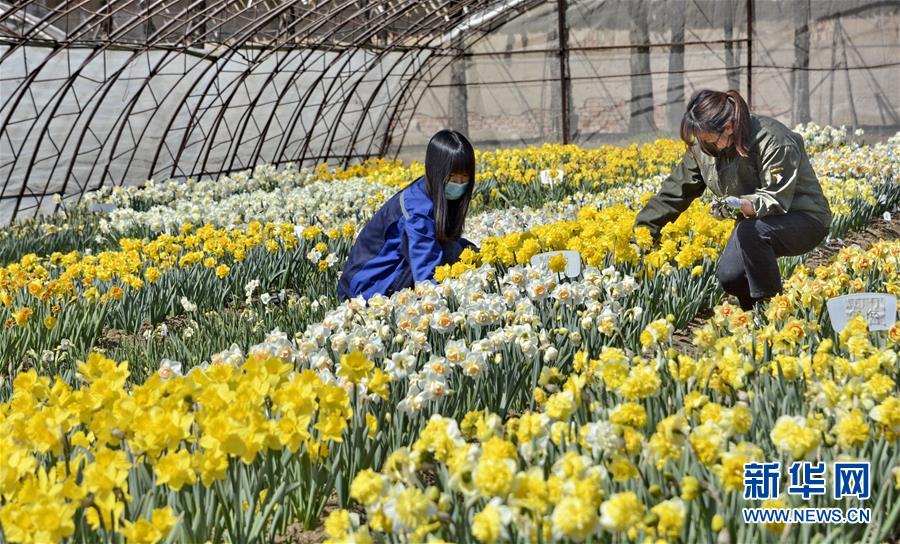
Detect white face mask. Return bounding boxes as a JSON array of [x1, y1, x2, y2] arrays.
[[445, 181, 468, 200]]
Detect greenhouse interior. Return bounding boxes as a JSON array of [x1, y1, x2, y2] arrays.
[[0, 0, 899, 543], [2, 0, 898, 221]]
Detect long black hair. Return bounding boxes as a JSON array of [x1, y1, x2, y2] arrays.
[[681, 89, 752, 159], [423, 129, 475, 242]]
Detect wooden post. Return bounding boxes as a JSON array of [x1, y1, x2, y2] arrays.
[[747, 0, 753, 108]]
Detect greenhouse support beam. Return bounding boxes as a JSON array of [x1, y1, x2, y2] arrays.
[[557, 0, 569, 144], [429, 64, 742, 88], [747, 0, 753, 108], [459, 38, 751, 57]]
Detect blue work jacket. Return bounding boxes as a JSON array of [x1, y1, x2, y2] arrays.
[[337, 177, 444, 300]]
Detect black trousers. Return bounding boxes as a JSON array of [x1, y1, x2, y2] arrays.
[[716, 212, 829, 310]]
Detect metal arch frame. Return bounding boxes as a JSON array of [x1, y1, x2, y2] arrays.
[[0, 0, 531, 222], [377, 0, 544, 158], [36, 0, 243, 214], [347, 0, 543, 162], [0, 0, 489, 220], [87, 0, 258, 190], [227, 1, 425, 173], [0, 0, 212, 205], [2, 0, 285, 218], [156, 0, 484, 180], [291, 0, 472, 169], [268, 0, 443, 169], [5, 1, 895, 223], [149, 1, 359, 179], [173, 0, 365, 178], [0, 1, 68, 41], [1, 0, 193, 218], [332, 49, 427, 168], [313, 0, 521, 166], [381, 0, 757, 157], [207, 0, 432, 177], [135, 1, 356, 183]]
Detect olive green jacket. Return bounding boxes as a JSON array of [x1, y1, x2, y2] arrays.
[[634, 115, 833, 238]]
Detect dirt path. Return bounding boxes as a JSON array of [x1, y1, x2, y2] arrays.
[[802, 218, 900, 270], [670, 216, 899, 356]]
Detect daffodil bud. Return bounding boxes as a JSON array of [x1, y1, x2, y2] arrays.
[[569, 331, 582, 346], [544, 346, 559, 362], [712, 514, 725, 532], [426, 486, 440, 501]]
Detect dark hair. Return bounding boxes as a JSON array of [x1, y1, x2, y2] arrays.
[[681, 89, 752, 158], [423, 129, 475, 242]]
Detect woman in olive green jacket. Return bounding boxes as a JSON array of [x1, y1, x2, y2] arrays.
[[634, 89, 832, 312]]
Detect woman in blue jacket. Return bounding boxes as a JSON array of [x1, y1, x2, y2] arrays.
[[337, 130, 478, 300]]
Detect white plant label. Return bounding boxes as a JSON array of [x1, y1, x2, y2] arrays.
[[540, 169, 564, 187], [530, 250, 582, 278], [826, 292, 896, 332], [87, 202, 118, 213]]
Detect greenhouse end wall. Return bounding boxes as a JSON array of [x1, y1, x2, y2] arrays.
[[395, 0, 899, 158]]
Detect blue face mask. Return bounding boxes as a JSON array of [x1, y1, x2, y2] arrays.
[[445, 181, 468, 200]]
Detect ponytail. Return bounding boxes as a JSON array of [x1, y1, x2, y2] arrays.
[[681, 89, 752, 158]]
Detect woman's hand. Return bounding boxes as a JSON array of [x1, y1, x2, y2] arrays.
[[739, 198, 757, 217]]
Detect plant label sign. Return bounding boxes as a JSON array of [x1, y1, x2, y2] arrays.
[[826, 292, 896, 332], [540, 169, 564, 187], [86, 202, 118, 213], [530, 250, 582, 278]]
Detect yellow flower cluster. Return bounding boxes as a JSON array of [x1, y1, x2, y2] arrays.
[[328, 408, 689, 543], [315, 157, 425, 187], [438, 199, 732, 280], [820, 176, 881, 217], [475, 139, 684, 188], [0, 352, 353, 542], [0, 221, 349, 325], [315, 140, 684, 190]]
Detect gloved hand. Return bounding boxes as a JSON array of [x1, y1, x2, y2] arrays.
[[711, 196, 744, 220]]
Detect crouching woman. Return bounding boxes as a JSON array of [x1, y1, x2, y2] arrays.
[[634, 89, 832, 311], [338, 129, 479, 300]]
